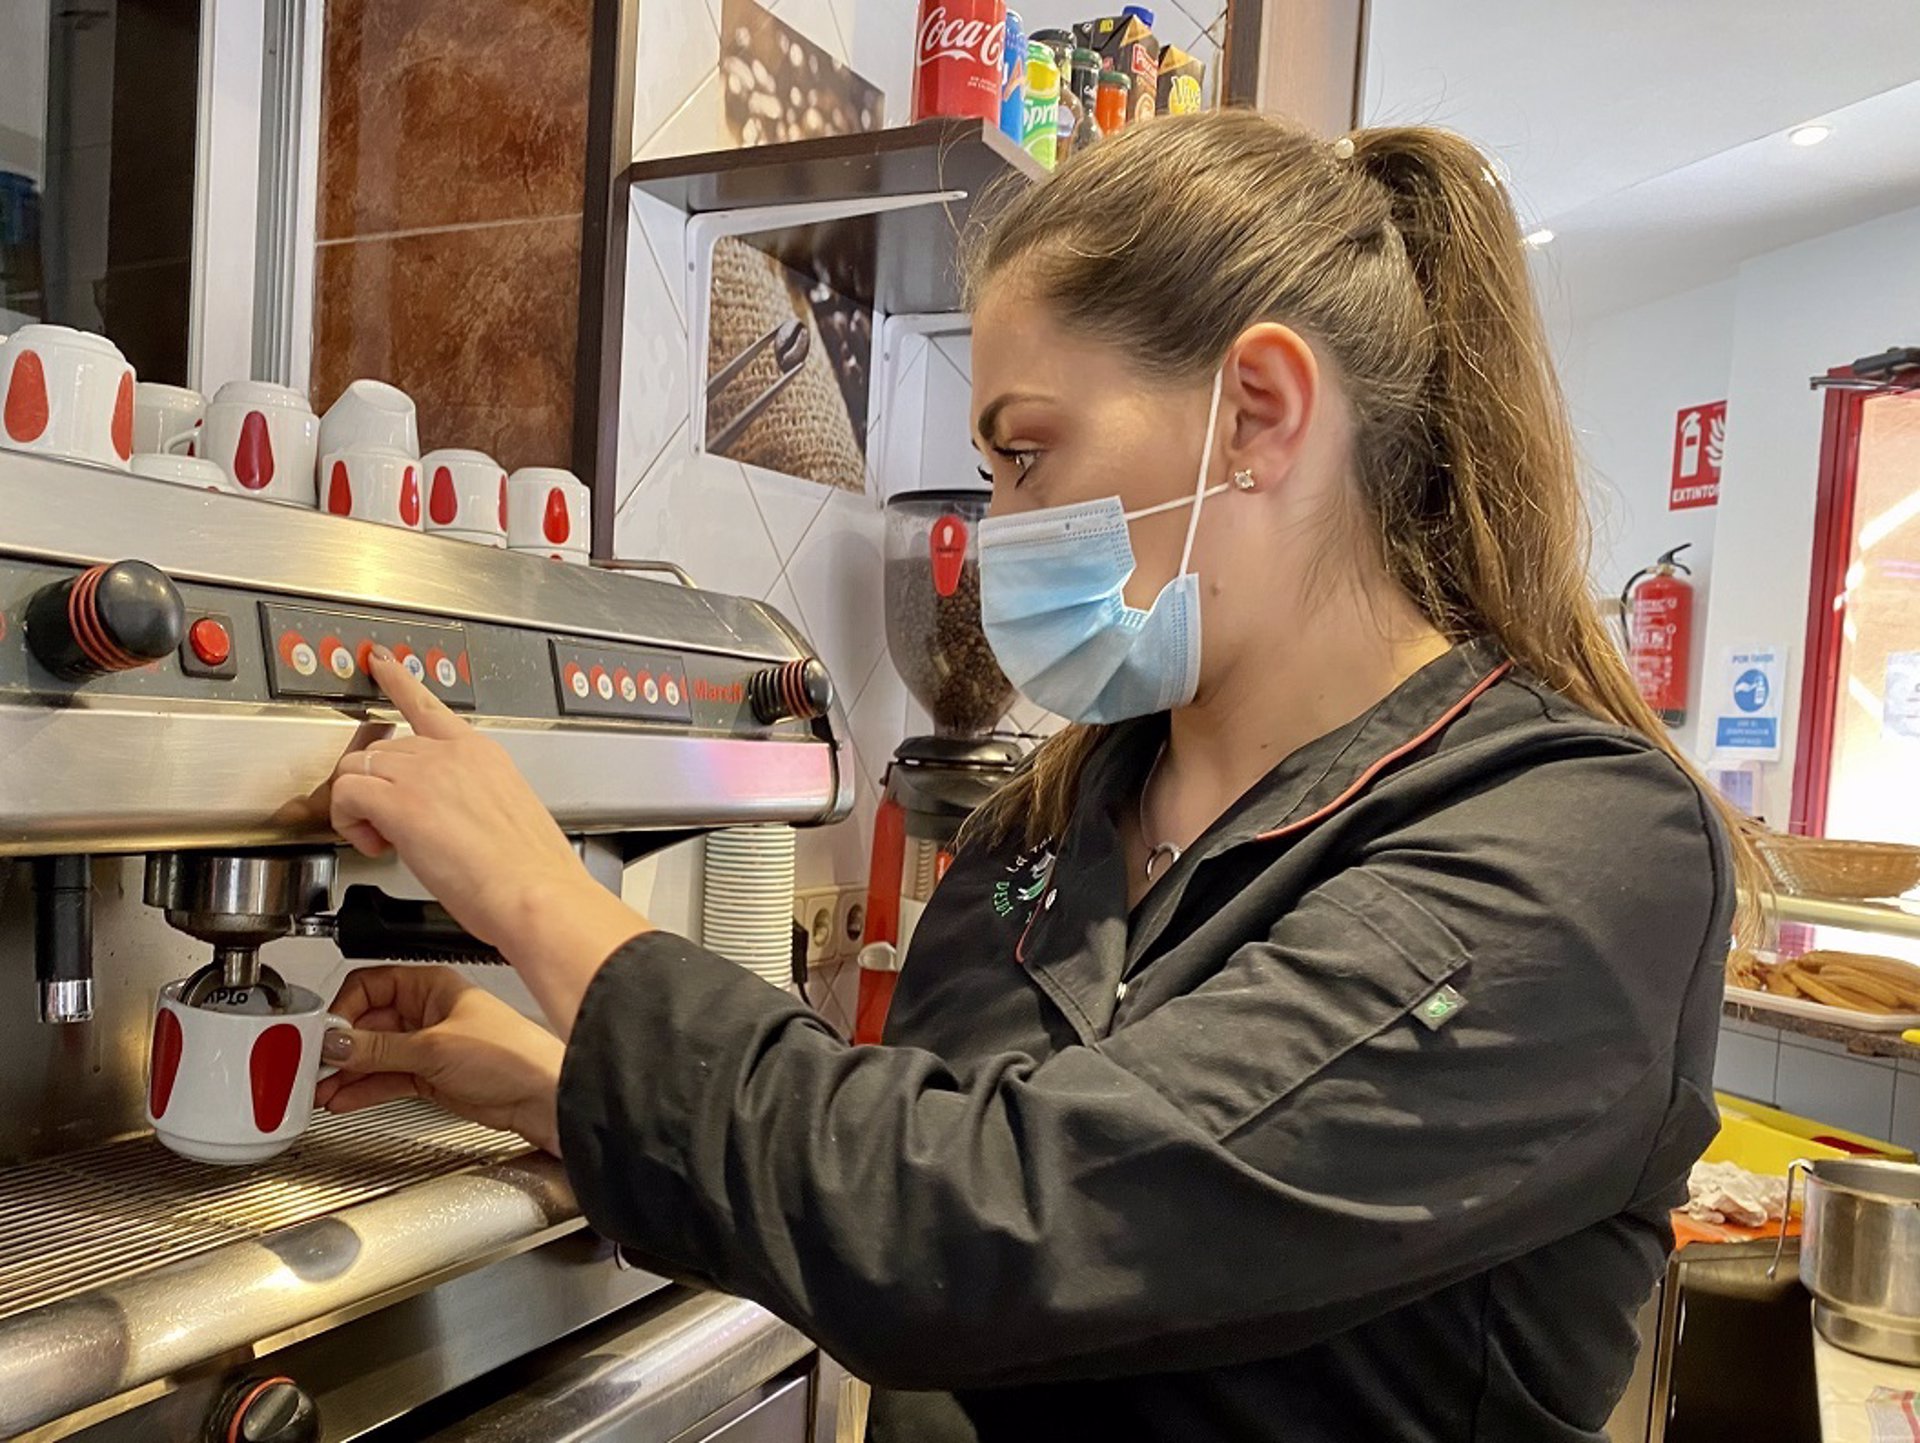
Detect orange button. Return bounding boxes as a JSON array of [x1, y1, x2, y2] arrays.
[[188, 617, 231, 667]]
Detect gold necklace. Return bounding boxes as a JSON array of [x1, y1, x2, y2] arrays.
[[1137, 741, 1185, 881]]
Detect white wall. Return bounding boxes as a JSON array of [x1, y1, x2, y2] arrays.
[[1705, 201, 1920, 828], [1557, 278, 1735, 761], [1558, 200, 1920, 1159]]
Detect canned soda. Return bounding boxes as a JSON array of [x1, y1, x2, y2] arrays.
[[912, 0, 1007, 125], [999, 9, 1027, 142], [1023, 40, 1060, 168]]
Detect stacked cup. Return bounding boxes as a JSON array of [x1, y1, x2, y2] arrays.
[[700, 825, 799, 990], [174, 381, 322, 506], [422, 449, 508, 548], [506, 467, 591, 564], [131, 381, 236, 493], [318, 380, 422, 529], [1, 324, 136, 470]]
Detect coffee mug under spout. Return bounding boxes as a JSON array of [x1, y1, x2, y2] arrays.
[[145, 978, 349, 1165]]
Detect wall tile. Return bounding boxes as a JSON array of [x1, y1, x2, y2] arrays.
[[871, 342, 927, 505], [919, 351, 980, 493], [932, 335, 971, 384], [636, 72, 730, 162], [745, 465, 833, 563], [633, 191, 692, 325], [629, 0, 722, 159], [835, 0, 915, 113], [616, 226, 691, 511], [783, 487, 888, 711], [1775, 1041, 1897, 1141], [847, 647, 909, 790], [614, 432, 785, 597], [1712, 1026, 1779, 1103], [312, 215, 582, 469], [320, 0, 590, 239]]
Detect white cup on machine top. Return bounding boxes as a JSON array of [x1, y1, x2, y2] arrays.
[[423, 448, 508, 547], [133, 381, 205, 457], [506, 466, 590, 563], [320, 379, 420, 459], [171, 380, 320, 507], [145, 979, 352, 1165], [322, 449, 423, 530], [132, 452, 238, 493], [0, 323, 136, 470]]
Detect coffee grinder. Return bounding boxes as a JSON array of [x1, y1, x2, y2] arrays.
[[854, 490, 1025, 1042]]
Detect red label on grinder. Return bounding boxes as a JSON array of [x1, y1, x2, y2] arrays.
[[930, 515, 967, 598]]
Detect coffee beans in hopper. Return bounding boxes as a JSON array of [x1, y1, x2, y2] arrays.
[[886, 557, 1015, 736]]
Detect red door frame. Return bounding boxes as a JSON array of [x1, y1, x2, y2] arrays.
[[1789, 369, 1868, 838]]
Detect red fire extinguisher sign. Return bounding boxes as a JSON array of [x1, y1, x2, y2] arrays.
[[1670, 400, 1725, 511]]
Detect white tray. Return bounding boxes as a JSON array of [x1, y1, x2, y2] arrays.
[[1726, 983, 1920, 1033]]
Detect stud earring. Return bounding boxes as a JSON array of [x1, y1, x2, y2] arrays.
[[1231, 469, 1257, 491]]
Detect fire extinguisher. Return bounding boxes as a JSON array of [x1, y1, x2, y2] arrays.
[[1620, 543, 1693, 728]]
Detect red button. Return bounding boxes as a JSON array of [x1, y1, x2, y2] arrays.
[[356, 641, 375, 675], [188, 617, 231, 667]]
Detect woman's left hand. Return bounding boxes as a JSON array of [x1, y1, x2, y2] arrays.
[[318, 965, 566, 1155], [321, 648, 648, 1037]]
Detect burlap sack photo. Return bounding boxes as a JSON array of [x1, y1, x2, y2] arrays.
[[706, 236, 866, 492]]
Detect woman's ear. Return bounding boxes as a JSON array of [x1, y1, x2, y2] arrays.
[[1222, 323, 1319, 489]]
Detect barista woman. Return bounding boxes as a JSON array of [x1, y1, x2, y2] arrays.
[[315, 112, 1748, 1442]]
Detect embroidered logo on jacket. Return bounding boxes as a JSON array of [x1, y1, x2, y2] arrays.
[[993, 845, 1055, 919]]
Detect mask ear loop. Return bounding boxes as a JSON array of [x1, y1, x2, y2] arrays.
[[1177, 369, 1227, 578]]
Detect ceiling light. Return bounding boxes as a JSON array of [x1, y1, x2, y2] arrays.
[[1789, 123, 1833, 147], [1523, 228, 1555, 248]]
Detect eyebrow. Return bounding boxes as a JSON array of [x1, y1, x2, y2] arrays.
[[975, 392, 1050, 447]]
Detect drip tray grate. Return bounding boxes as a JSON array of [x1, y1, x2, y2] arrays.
[[0, 1100, 530, 1323]]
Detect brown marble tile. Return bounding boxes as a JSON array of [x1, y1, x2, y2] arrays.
[[312, 215, 582, 470], [319, 0, 591, 240]]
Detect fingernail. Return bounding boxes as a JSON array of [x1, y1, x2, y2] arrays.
[[370, 644, 394, 665], [323, 1030, 354, 1062]]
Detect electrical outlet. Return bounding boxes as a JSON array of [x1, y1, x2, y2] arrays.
[[832, 886, 867, 963], [794, 889, 837, 967]]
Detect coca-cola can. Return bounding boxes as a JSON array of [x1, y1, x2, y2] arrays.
[[912, 0, 1007, 124]]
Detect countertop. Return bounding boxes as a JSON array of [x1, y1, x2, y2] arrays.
[[1815, 1328, 1920, 1440]]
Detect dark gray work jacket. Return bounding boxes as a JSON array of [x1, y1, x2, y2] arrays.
[[558, 639, 1733, 1442]]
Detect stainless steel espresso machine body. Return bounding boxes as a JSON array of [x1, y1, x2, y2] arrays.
[[0, 451, 855, 1442]]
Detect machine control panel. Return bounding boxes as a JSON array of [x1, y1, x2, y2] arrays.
[[549, 638, 691, 723], [262, 602, 476, 709]]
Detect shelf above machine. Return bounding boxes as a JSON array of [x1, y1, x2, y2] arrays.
[[627, 118, 1047, 315]]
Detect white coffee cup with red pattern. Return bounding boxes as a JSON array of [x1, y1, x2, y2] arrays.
[[321, 448, 424, 530], [319, 378, 419, 459], [423, 448, 508, 547], [0, 324, 136, 470], [506, 466, 590, 559], [174, 380, 320, 506], [145, 979, 351, 1165]]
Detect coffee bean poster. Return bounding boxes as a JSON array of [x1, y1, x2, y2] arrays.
[[720, 0, 885, 148]]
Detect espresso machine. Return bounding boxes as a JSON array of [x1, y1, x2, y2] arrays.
[[0, 449, 854, 1442]]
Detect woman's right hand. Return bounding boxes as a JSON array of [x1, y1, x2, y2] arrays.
[[317, 965, 567, 1156]]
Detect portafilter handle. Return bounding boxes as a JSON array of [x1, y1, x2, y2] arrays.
[[323, 885, 506, 965]]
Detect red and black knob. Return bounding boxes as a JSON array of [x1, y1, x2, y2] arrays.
[[25, 560, 186, 681], [747, 657, 832, 724], [207, 1375, 318, 1443]]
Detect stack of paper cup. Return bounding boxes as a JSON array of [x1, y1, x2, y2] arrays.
[[701, 824, 797, 989]]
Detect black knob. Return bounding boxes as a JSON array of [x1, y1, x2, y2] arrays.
[[207, 1376, 319, 1443], [747, 657, 833, 724], [25, 560, 185, 681]]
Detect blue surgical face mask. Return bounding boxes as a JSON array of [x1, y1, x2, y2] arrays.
[[978, 370, 1228, 725]]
